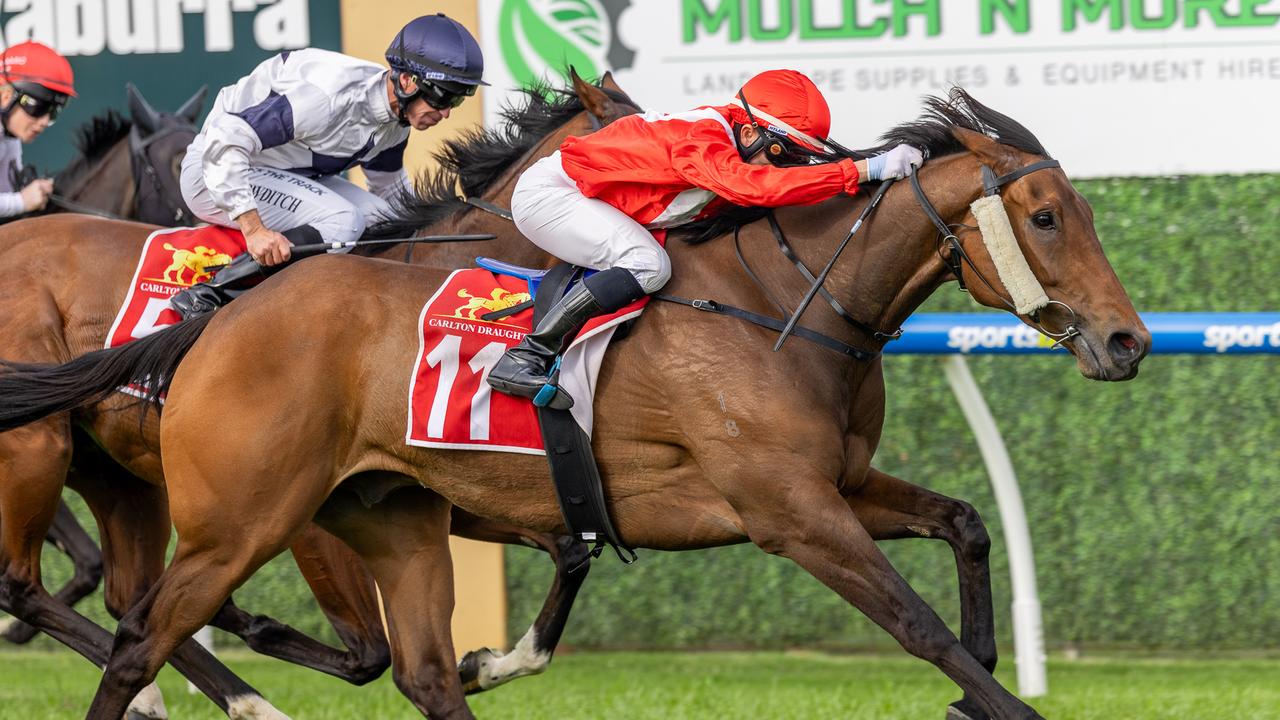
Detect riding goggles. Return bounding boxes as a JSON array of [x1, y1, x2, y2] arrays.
[[407, 75, 476, 110], [16, 92, 65, 123]]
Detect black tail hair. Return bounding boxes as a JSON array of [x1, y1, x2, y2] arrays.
[[0, 313, 214, 432]]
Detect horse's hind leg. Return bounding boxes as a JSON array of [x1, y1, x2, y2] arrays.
[[208, 522, 392, 685], [314, 484, 474, 719], [847, 468, 997, 720], [1, 497, 103, 644], [450, 509, 592, 694], [70, 448, 289, 719]]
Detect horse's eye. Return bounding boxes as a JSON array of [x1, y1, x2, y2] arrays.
[[1032, 212, 1056, 231]]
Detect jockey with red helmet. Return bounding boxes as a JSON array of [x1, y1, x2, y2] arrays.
[[170, 13, 486, 319], [488, 69, 922, 408], [0, 41, 75, 218]]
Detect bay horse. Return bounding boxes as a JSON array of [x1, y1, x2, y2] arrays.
[[0, 89, 1150, 719], [0, 84, 201, 645], [0, 74, 639, 717]]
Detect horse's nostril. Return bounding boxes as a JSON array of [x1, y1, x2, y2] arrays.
[[1108, 332, 1141, 360]]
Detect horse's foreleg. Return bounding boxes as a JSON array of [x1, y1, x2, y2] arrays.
[[0, 419, 109, 662], [2, 497, 103, 644], [450, 509, 592, 694], [314, 484, 474, 719], [207, 522, 392, 685], [732, 473, 1040, 720], [847, 467, 997, 720]]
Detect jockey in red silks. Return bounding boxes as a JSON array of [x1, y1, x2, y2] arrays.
[[487, 69, 922, 409], [0, 41, 76, 218]]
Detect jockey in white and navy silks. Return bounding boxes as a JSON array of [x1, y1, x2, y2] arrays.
[[170, 12, 487, 319], [486, 69, 924, 410]]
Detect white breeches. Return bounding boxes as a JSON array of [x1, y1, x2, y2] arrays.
[[510, 152, 671, 294], [181, 137, 393, 245]]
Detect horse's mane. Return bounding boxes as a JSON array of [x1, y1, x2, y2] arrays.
[[674, 87, 1050, 245], [53, 110, 132, 186], [363, 81, 638, 242]]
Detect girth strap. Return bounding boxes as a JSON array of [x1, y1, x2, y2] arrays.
[[531, 263, 636, 563]]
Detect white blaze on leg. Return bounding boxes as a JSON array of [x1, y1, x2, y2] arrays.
[[479, 627, 552, 690], [125, 682, 169, 720], [226, 694, 292, 720]]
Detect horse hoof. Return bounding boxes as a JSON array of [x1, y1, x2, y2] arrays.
[[946, 699, 990, 720], [1, 617, 40, 645], [458, 647, 501, 695]]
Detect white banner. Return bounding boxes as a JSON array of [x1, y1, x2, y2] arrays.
[[479, 0, 1280, 178]]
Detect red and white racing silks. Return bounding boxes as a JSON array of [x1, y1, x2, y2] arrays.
[[558, 105, 862, 229]]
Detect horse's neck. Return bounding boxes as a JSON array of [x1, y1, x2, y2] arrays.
[[60, 140, 134, 216]]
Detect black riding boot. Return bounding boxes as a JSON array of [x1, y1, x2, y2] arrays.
[[169, 225, 322, 320], [487, 267, 645, 410]]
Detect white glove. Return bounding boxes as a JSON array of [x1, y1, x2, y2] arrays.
[[866, 145, 924, 181]]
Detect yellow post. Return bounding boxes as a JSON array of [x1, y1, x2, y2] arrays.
[[340, 0, 507, 658]]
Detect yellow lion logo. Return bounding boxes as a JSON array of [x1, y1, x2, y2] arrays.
[[161, 244, 233, 286], [453, 287, 531, 321], [161, 242, 234, 284]]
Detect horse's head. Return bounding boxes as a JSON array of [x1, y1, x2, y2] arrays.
[[126, 83, 204, 225], [898, 91, 1150, 381]]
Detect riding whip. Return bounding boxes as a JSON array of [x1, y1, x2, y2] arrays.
[[773, 179, 895, 352]]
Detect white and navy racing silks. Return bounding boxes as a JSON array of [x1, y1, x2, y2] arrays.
[[0, 135, 27, 217], [197, 48, 412, 220]]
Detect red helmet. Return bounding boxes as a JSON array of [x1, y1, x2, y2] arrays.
[[730, 69, 831, 154], [2, 41, 76, 100]]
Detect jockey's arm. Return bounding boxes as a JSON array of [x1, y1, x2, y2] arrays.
[[671, 124, 863, 207], [362, 138, 411, 203]]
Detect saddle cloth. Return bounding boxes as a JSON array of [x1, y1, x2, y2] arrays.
[[406, 268, 647, 454], [106, 226, 247, 349]]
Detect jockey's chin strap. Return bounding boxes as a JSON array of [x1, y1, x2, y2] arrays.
[[910, 157, 1082, 346]]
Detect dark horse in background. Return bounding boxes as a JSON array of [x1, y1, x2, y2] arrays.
[[0, 84, 201, 645]]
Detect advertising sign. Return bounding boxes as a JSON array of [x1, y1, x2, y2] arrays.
[[0, 0, 341, 170], [480, 0, 1280, 177]]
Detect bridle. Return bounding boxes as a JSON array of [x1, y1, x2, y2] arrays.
[[128, 120, 197, 225], [910, 157, 1082, 347]]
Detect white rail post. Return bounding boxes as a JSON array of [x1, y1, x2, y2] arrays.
[[942, 354, 1047, 697]]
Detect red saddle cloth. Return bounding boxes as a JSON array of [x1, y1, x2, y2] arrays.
[[106, 226, 247, 349], [406, 268, 647, 455]]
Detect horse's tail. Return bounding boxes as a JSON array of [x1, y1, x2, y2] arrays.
[[0, 313, 215, 432]]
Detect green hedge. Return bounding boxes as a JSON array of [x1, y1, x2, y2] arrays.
[[24, 174, 1280, 653], [507, 174, 1280, 651]]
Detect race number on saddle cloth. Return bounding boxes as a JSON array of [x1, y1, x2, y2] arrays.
[[106, 225, 247, 348], [406, 268, 648, 454]]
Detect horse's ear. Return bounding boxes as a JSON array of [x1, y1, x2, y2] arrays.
[[568, 66, 617, 126], [598, 71, 640, 109], [952, 127, 1011, 166], [175, 85, 208, 125], [126, 83, 160, 135]]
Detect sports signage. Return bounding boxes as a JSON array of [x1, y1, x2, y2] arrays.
[[479, 0, 1280, 177], [886, 313, 1280, 354]]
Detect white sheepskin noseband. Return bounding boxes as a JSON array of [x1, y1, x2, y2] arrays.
[[969, 194, 1049, 315]]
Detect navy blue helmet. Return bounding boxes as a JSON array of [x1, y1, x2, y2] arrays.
[[386, 13, 487, 87]]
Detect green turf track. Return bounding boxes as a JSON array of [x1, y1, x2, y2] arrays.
[[1, 649, 1277, 719]]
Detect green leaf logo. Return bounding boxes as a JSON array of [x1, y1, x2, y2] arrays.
[[499, 0, 611, 88]]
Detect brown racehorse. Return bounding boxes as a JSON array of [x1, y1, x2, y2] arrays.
[[0, 85, 201, 646], [0, 75, 639, 717], [0, 89, 1150, 719]]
